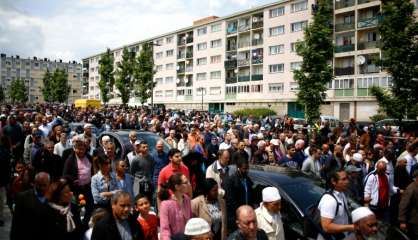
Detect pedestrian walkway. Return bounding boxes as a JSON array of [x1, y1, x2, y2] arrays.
[[0, 204, 11, 240]]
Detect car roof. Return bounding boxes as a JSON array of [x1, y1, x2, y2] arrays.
[[249, 165, 318, 186]]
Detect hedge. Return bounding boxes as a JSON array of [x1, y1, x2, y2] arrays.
[[232, 108, 276, 118]]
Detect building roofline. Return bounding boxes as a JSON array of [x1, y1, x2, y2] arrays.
[[82, 0, 290, 61]]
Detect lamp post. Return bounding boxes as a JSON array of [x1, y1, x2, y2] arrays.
[[199, 87, 205, 110], [147, 42, 160, 115]]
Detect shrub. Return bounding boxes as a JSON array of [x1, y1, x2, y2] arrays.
[[369, 113, 387, 122], [232, 108, 276, 118]]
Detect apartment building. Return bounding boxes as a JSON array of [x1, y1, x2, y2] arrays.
[[83, 0, 399, 121], [0, 53, 82, 104]]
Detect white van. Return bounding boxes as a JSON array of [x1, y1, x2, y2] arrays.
[[320, 115, 340, 129]]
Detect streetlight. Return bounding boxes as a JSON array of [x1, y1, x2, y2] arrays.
[[147, 41, 160, 115], [199, 87, 205, 111]]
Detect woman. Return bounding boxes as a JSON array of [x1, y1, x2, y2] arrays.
[[159, 173, 192, 240], [45, 178, 83, 240], [91, 156, 118, 209], [191, 178, 227, 240], [113, 159, 134, 201]]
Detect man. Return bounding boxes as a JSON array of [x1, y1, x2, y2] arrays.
[[317, 170, 354, 239], [219, 133, 232, 150], [165, 129, 178, 149], [228, 205, 268, 240], [78, 123, 96, 148], [302, 146, 322, 178], [206, 136, 220, 166], [95, 135, 111, 158], [32, 140, 63, 180], [364, 160, 395, 221], [158, 148, 190, 188], [130, 140, 155, 198], [224, 157, 254, 233], [127, 140, 142, 167], [91, 191, 144, 240], [345, 165, 363, 203], [183, 218, 213, 240], [279, 144, 299, 169], [151, 140, 169, 188], [255, 187, 285, 240], [3, 114, 24, 161], [23, 129, 43, 166], [294, 139, 306, 168], [252, 140, 269, 164], [206, 149, 231, 196], [104, 142, 117, 171], [53, 132, 68, 158], [344, 207, 378, 240], [404, 143, 418, 175], [10, 172, 50, 240], [398, 169, 418, 240], [124, 130, 137, 157]]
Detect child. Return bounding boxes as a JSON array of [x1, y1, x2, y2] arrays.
[[135, 194, 159, 240]]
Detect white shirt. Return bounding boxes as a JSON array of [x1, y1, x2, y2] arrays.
[[219, 142, 231, 150], [405, 153, 417, 175], [255, 204, 285, 240], [53, 142, 67, 157]]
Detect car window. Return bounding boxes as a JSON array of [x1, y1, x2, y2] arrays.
[[280, 181, 325, 212]]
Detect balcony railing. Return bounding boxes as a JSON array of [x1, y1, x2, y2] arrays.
[[252, 57, 263, 64], [185, 66, 193, 72], [357, 16, 380, 29], [225, 93, 237, 100], [185, 95, 193, 101], [252, 39, 263, 46], [238, 75, 250, 82], [227, 44, 237, 51], [335, 89, 354, 97], [252, 21, 263, 29], [227, 26, 237, 34], [238, 41, 251, 48], [358, 0, 378, 5], [178, 39, 186, 46], [226, 77, 237, 84], [177, 53, 185, 59], [335, 44, 355, 53], [251, 74, 263, 81], [335, 0, 355, 9], [335, 22, 355, 32], [357, 40, 380, 50], [237, 59, 250, 66], [186, 52, 193, 58], [238, 24, 251, 32], [335, 67, 354, 76], [186, 36, 193, 44], [359, 64, 380, 74], [225, 59, 237, 69], [177, 68, 185, 74], [357, 88, 371, 96]]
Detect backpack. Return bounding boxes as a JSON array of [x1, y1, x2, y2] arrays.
[[304, 190, 347, 240]]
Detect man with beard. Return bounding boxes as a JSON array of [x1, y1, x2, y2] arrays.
[[343, 207, 378, 240], [32, 140, 63, 180]]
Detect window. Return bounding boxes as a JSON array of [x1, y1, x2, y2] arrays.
[[211, 39, 222, 48], [291, 42, 300, 52], [197, 27, 207, 36], [210, 55, 221, 64], [356, 76, 392, 88], [186, 89, 193, 96], [155, 39, 163, 45], [290, 82, 300, 91], [269, 64, 284, 73], [197, 42, 207, 51], [269, 25, 285, 36], [291, 21, 308, 32], [269, 83, 284, 93], [196, 87, 206, 96], [269, 45, 284, 55], [155, 77, 164, 85], [155, 52, 163, 59], [155, 90, 163, 97], [166, 36, 174, 44], [291, 0, 308, 12], [210, 87, 221, 95], [177, 90, 185, 96], [211, 23, 221, 32], [197, 57, 207, 66], [155, 65, 163, 72], [165, 90, 174, 97], [210, 71, 221, 79], [238, 85, 250, 93], [226, 86, 237, 94], [166, 63, 174, 70], [290, 62, 302, 71], [165, 76, 174, 84], [333, 79, 354, 89], [251, 84, 263, 93], [166, 50, 174, 57], [196, 72, 207, 81], [269, 6, 285, 18]]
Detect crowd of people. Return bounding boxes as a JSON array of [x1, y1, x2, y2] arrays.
[[0, 103, 417, 240]]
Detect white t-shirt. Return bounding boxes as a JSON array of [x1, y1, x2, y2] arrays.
[[219, 142, 231, 150]]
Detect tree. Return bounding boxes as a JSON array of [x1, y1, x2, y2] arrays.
[[9, 78, 28, 103], [134, 43, 155, 105], [293, 0, 334, 123], [0, 87, 5, 103], [372, 0, 418, 119], [115, 47, 135, 105], [41, 69, 53, 103], [98, 48, 115, 103], [51, 69, 70, 103]]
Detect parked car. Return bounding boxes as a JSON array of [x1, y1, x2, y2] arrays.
[[68, 122, 102, 135], [247, 165, 409, 240], [320, 115, 341, 129], [97, 130, 171, 159], [375, 119, 418, 133], [293, 118, 307, 130]]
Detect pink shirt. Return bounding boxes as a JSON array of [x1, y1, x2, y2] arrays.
[[159, 194, 192, 240], [77, 156, 91, 186]]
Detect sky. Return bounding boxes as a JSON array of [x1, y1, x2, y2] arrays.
[[0, 0, 275, 63]]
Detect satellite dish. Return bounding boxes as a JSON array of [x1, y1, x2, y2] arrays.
[[253, 17, 258, 23], [234, 69, 238, 74], [185, 78, 189, 83], [176, 78, 181, 84], [176, 65, 180, 70], [357, 55, 366, 65], [254, 33, 260, 39]]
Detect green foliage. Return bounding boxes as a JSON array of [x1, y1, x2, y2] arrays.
[[98, 48, 115, 103], [51, 69, 70, 103], [41, 69, 53, 103], [374, 0, 418, 119], [134, 43, 155, 104], [369, 113, 387, 122], [115, 47, 135, 105], [293, 0, 334, 124], [9, 78, 28, 103], [232, 108, 276, 118]]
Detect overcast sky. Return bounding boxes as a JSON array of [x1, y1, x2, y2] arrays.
[[0, 0, 275, 62]]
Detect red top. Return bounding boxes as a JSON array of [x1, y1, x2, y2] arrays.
[[378, 174, 389, 208], [157, 163, 190, 187], [137, 213, 159, 240]]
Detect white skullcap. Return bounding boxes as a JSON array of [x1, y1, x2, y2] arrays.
[[184, 218, 211, 236], [257, 140, 266, 148], [101, 135, 111, 142], [84, 123, 93, 129], [134, 140, 142, 145], [295, 139, 305, 146], [363, 126, 368, 131], [260, 127, 266, 131], [262, 187, 281, 202], [270, 139, 280, 146], [352, 207, 374, 223], [257, 133, 264, 140], [352, 153, 363, 162]]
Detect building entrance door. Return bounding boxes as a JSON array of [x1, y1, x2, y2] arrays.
[[339, 103, 350, 121]]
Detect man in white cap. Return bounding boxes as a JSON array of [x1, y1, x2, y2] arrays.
[[343, 207, 378, 240], [255, 187, 285, 240], [79, 123, 96, 148], [184, 218, 213, 240]]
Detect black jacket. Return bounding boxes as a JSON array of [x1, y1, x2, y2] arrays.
[[91, 212, 145, 240], [62, 152, 93, 183], [44, 203, 84, 240]]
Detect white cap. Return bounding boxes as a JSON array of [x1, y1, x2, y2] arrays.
[[262, 187, 281, 202], [184, 218, 211, 236], [270, 139, 279, 146], [84, 123, 93, 129], [257, 140, 266, 148], [257, 133, 264, 140], [134, 140, 142, 145], [352, 153, 363, 162], [352, 207, 374, 223], [363, 126, 368, 131], [260, 127, 266, 131], [101, 135, 111, 142]]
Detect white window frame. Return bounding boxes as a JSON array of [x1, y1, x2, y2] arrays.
[[211, 23, 222, 32], [269, 45, 284, 55], [291, 0, 308, 13], [209, 87, 221, 95], [210, 55, 222, 64], [210, 39, 222, 48], [197, 27, 207, 36], [197, 57, 207, 66], [210, 71, 221, 79], [165, 77, 174, 84], [269, 6, 285, 18], [269, 64, 284, 73], [268, 83, 284, 93], [196, 72, 207, 81], [291, 21, 307, 32], [197, 42, 207, 51], [165, 90, 174, 97], [269, 25, 285, 36]]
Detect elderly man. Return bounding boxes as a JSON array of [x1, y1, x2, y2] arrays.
[[344, 207, 378, 240], [294, 139, 306, 168], [78, 123, 96, 148], [255, 187, 285, 240], [183, 218, 213, 240], [124, 130, 137, 157], [228, 205, 268, 240]]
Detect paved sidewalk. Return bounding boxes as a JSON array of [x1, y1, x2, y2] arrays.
[[0, 204, 11, 240]]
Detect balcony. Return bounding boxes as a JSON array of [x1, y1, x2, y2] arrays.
[[225, 59, 237, 69], [227, 26, 237, 35], [357, 16, 380, 29], [359, 64, 380, 74], [357, 88, 371, 96], [238, 24, 251, 32], [177, 53, 186, 59], [335, 44, 355, 53], [226, 77, 237, 84], [358, 0, 378, 4], [251, 74, 263, 81], [335, 67, 354, 76], [186, 52, 193, 58], [238, 41, 251, 48], [177, 68, 185, 74], [185, 95, 193, 101], [252, 57, 263, 65], [185, 66, 193, 73], [357, 40, 380, 50], [252, 21, 263, 29], [227, 44, 237, 51], [252, 39, 263, 46], [237, 59, 250, 66], [186, 36, 193, 44], [335, 89, 354, 97], [238, 75, 250, 82], [335, 22, 355, 32], [225, 93, 237, 100], [335, 0, 355, 9], [178, 39, 186, 46]]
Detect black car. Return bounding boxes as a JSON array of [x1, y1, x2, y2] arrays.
[[97, 130, 171, 159], [248, 165, 409, 240]]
